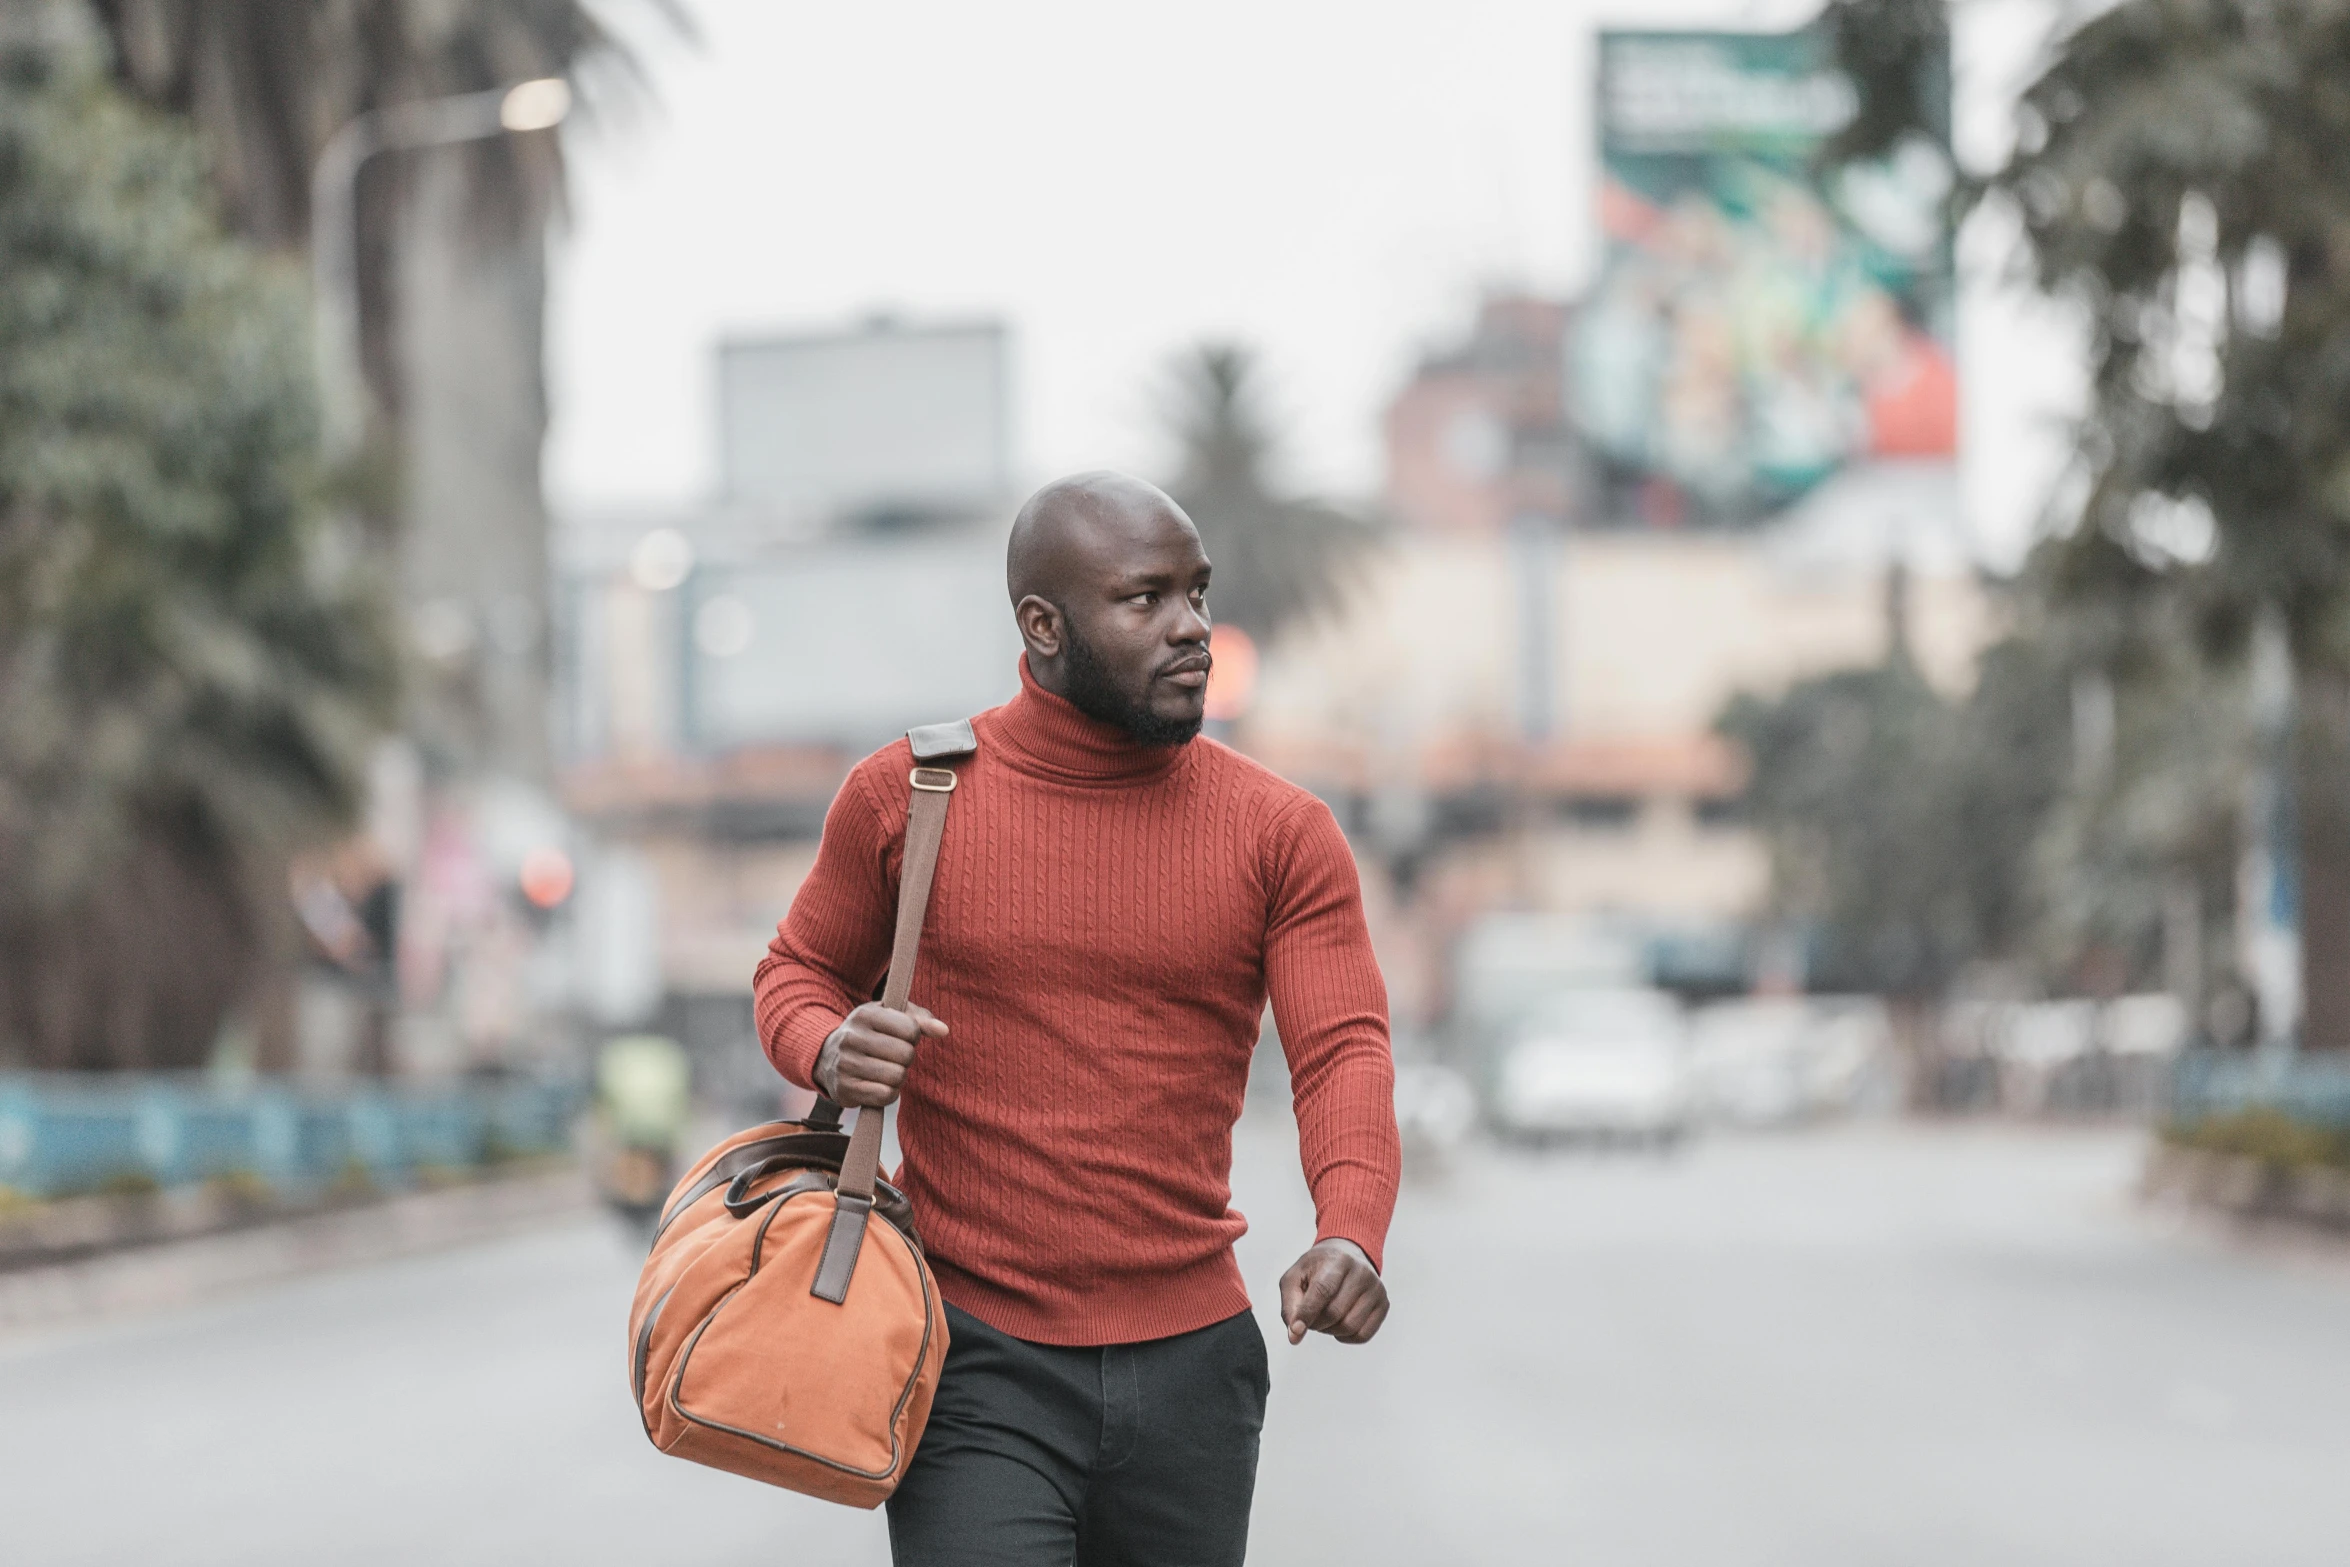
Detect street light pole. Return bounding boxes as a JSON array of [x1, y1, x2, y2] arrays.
[[305, 76, 576, 1074], [309, 77, 572, 464]]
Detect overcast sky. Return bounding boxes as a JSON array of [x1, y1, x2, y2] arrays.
[[548, 0, 2074, 564]]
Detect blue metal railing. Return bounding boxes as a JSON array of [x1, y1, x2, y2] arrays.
[[2169, 1050, 2350, 1131], [0, 1074, 582, 1199]]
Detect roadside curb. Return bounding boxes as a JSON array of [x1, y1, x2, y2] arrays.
[[0, 1165, 594, 1335], [2142, 1143, 2350, 1235]]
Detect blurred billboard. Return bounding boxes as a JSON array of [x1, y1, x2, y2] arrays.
[[717, 318, 1012, 530], [683, 539, 1022, 755], [1574, 27, 1955, 526]]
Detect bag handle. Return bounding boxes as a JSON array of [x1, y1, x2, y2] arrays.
[[811, 718, 975, 1304]]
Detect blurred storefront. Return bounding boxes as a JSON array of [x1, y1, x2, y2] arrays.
[[551, 317, 1021, 1111], [1239, 517, 1993, 1029], [550, 23, 1981, 1060], [551, 280, 1996, 1070]]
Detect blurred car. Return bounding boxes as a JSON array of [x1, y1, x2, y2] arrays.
[[1452, 915, 1645, 1056], [1490, 988, 1692, 1148], [593, 1033, 692, 1239], [1394, 1059, 1479, 1165], [1944, 993, 2188, 1117], [1687, 996, 1891, 1126]]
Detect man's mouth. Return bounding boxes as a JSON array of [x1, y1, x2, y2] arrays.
[[1160, 655, 1212, 689]]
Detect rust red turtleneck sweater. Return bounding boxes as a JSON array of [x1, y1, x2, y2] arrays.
[[754, 658, 1399, 1346]]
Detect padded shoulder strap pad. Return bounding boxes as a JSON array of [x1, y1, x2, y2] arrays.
[[908, 718, 978, 762]]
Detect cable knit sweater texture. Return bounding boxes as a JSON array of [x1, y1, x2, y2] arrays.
[[754, 658, 1400, 1346]]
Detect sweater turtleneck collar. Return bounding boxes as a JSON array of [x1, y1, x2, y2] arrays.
[[990, 655, 1190, 785]]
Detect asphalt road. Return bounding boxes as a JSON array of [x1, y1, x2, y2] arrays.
[[4, 1120, 2344, 1566]]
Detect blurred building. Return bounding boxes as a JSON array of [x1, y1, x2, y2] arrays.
[[718, 317, 1012, 531], [554, 317, 1021, 1106], [1324, 27, 1967, 1026], [1243, 519, 1990, 898], [1242, 290, 1992, 1028], [1385, 295, 1588, 537], [557, 269, 1991, 1072]]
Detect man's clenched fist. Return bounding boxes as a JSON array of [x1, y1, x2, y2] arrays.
[[814, 1001, 949, 1107], [1278, 1238, 1388, 1345]]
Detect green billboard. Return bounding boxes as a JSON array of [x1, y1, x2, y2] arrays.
[[1575, 27, 1955, 526]]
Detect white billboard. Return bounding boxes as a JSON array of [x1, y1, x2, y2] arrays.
[[717, 319, 1011, 526], [684, 536, 1023, 753]]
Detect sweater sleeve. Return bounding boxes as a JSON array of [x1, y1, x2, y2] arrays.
[[753, 767, 897, 1090], [1262, 797, 1401, 1271]]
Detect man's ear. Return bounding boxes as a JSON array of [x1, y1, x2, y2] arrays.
[[1015, 594, 1064, 659]]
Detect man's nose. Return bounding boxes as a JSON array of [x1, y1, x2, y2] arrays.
[[1171, 601, 1209, 643]]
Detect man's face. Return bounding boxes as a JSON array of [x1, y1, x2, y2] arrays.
[[1049, 509, 1214, 745]]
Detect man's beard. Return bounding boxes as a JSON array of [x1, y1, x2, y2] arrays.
[[1058, 618, 1203, 746]]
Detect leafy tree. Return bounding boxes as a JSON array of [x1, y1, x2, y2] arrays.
[[1948, 631, 2080, 972], [1824, 0, 2350, 1046], [1818, 0, 1954, 178], [2034, 655, 2250, 996], [1726, 658, 1962, 998], [1160, 344, 1379, 643], [0, 30, 394, 1068], [1721, 579, 2078, 991], [1721, 604, 2080, 1110], [1725, 537, 2260, 1063], [2003, 535, 2254, 997], [84, 1, 674, 783], [84, 0, 666, 423]]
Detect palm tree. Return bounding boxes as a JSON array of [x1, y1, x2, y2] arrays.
[[83, 0, 660, 370], [24, 1, 675, 1072], [83, 0, 677, 782], [0, 27, 397, 1069], [1822, 0, 2350, 1047], [1160, 344, 1379, 643]]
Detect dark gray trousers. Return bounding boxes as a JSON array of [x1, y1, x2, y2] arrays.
[[886, 1302, 1269, 1566]]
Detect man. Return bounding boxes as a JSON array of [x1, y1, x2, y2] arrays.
[[754, 471, 1399, 1564]]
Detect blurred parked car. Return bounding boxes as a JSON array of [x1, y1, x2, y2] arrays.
[[1490, 988, 1692, 1149], [1942, 993, 2187, 1117], [1687, 997, 1890, 1126], [1452, 914, 1645, 1058], [1394, 1059, 1479, 1164]]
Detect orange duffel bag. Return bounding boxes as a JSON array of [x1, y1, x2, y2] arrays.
[[626, 721, 973, 1506]]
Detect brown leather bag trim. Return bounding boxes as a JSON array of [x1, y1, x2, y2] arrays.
[[652, 1124, 847, 1243], [907, 718, 977, 761], [744, 1172, 834, 1266], [632, 1282, 676, 1420], [725, 1162, 837, 1218], [651, 1131, 924, 1252], [664, 1187, 939, 1480], [830, 770, 956, 1202], [815, 734, 971, 1297], [809, 1193, 871, 1304]]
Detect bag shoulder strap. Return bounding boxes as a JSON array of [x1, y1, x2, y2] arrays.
[[908, 718, 976, 762], [805, 717, 980, 1134], [810, 719, 975, 1304]]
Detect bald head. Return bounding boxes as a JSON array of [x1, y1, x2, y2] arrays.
[[1005, 470, 1215, 745], [1006, 471, 1199, 608]]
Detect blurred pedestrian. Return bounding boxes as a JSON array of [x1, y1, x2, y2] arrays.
[[756, 471, 1400, 1565], [595, 1033, 691, 1237]]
